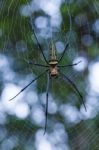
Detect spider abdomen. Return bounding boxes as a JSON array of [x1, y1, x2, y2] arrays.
[[49, 60, 58, 77], [50, 66, 58, 77]]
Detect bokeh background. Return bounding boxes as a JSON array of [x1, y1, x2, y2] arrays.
[[0, 0, 99, 150]]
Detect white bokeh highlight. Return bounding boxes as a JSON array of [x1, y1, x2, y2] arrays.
[[89, 61, 99, 93], [60, 104, 81, 124], [35, 17, 48, 29], [93, 19, 99, 33], [73, 56, 88, 71], [31, 106, 45, 125], [14, 102, 30, 119]]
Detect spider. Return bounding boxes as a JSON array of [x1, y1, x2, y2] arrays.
[[9, 25, 86, 134]]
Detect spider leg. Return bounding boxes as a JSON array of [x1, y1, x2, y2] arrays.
[[58, 61, 82, 67], [59, 71, 87, 111], [58, 2, 72, 64], [44, 72, 50, 134], [58, 43, 69, 64], [9, 70, 48, 101], [25, 59, 49, 67], [29, 62, 48, 67], [29, 18, 49, 64]]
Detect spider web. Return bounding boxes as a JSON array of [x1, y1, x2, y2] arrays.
[[0, 0, 99, 150]]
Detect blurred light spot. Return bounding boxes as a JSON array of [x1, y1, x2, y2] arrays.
[[73, 56, 88, 71], [0, 102, 5, 113], [35, 129, 69, 150], [0, 128, 7, 141], [35, 130, 52, 150], [81, 34, 93, 47], [38, 139, 52, 150], [15, 102, 30, 119], [80, 62, 99, 119], [50, 123, 68, 144], [26, 91, 38, 105], [41, 93, 57, 114], [48, 101, 57, 114], [0, 54, 15, 81], [60, 104, 80, 124], [0, 112, 6, 124], [20, 4, 31, 17], [39, 0, 62, 27], [28, 0, 62, 36], [30, 0, 40, 12], [0, 54, 9, 70], [1, 137, 16, 150], [39, 0, 60, 16], [75, 14, 87, 26], [16, 40, 27, 52], [35, 17, 48, 29], [93, 19, 99, 33], [80, 103, 97, 119], [35, 129, 46, 142], [56, 41, 64, 53], [86, 93, 99, 109], [31, 106, 45, 125], [3, 70, 15, 81], [40, 28, 52, 38], [89, 62, 99, 93], [50, 13, 62, 27], [1, 84, 23, 113], [4, 84, 22, 101]]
